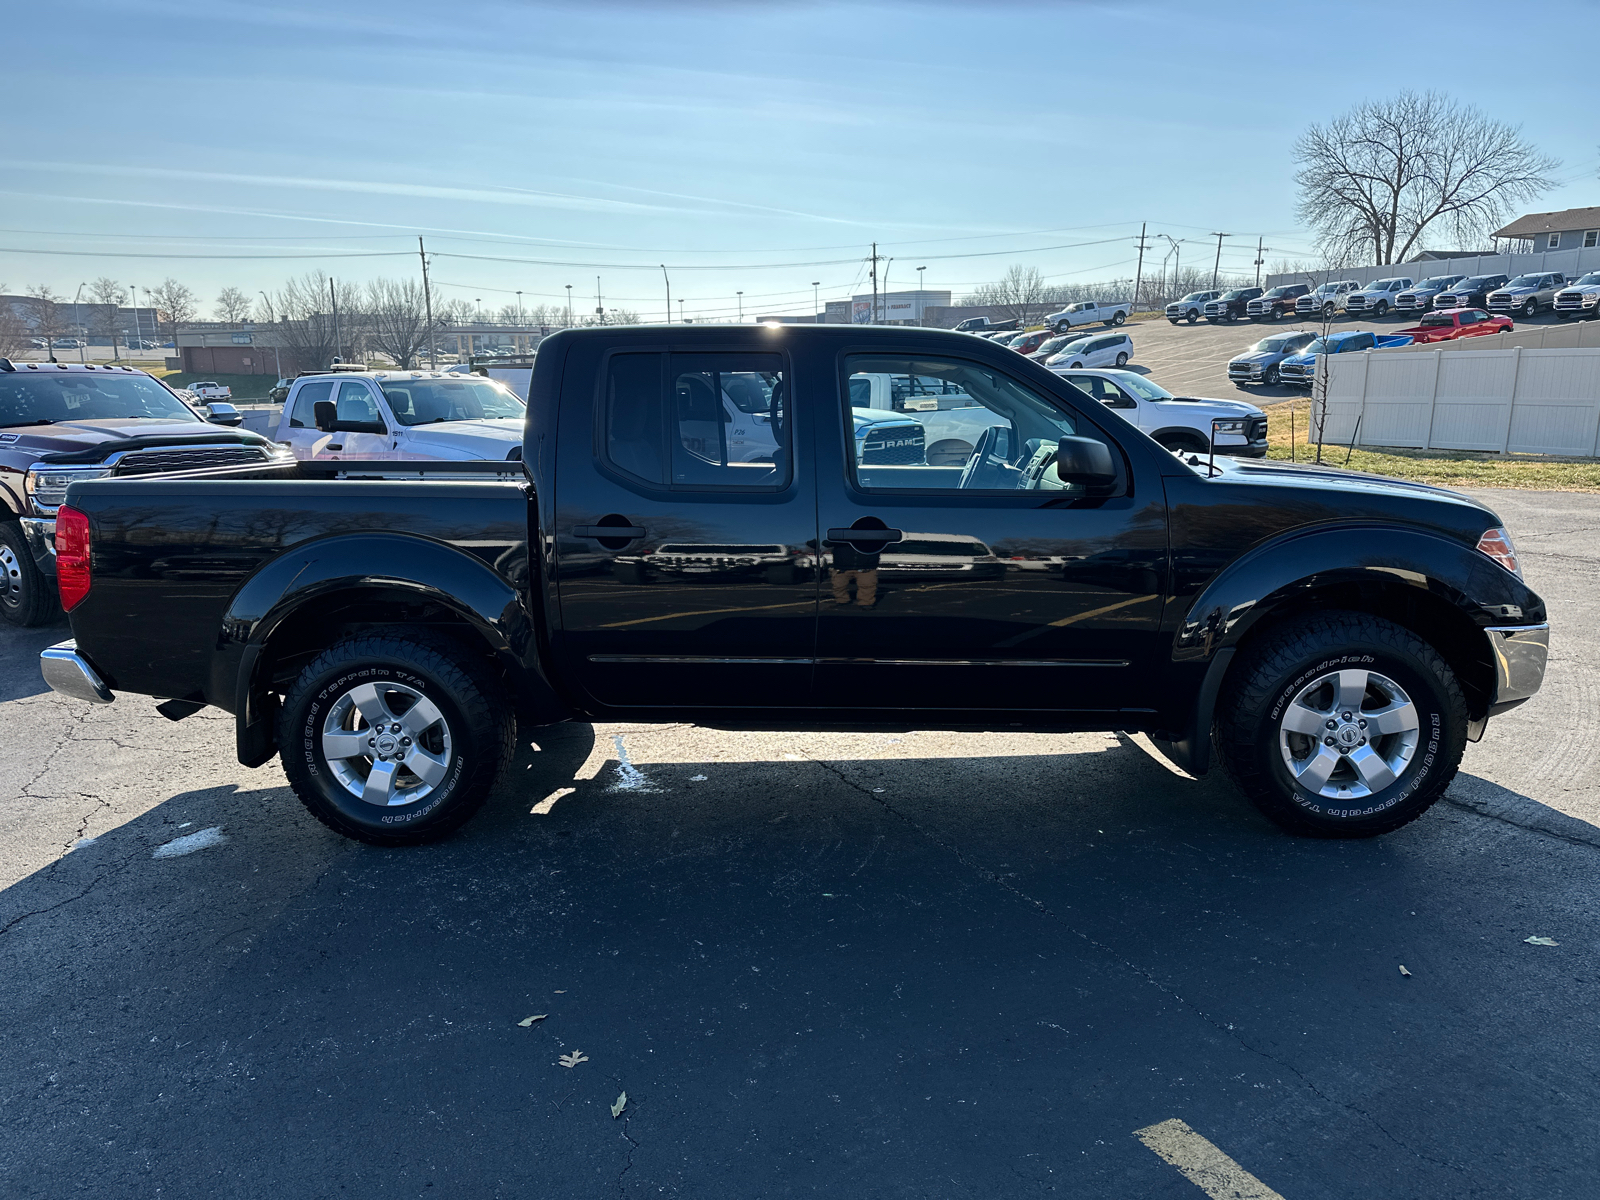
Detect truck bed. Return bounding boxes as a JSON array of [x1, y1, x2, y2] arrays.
[[64, 465, 531, 709]]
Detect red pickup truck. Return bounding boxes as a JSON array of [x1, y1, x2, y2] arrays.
[[1397, 309, 1512, 345]]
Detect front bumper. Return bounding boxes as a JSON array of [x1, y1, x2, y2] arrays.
[[19, 517, 56, 578], [1485, 623, 1549, 713], [40, 640, 115, 705]]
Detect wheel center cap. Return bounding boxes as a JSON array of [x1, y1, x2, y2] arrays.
[[375, 734, 399, 756], [1335, 723, 1362, 749]]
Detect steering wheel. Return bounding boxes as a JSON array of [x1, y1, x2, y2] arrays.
[[957, 425, 1013, 490]]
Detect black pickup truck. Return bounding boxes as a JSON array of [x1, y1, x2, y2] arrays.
[[38, 325, 1548, 845]]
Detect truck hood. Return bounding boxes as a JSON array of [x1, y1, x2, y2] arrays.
[[1229, 350, 1283, 365], [400, 418, 523, 460], [1490, 286, 1537, 296], [1, 418, 242, 460], [1207, 455, 1500, 522], [1153, 396, 1263, 416], [1281, 352, 1319, 367]]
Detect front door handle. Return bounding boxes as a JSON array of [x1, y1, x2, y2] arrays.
[[573, 524, 646, 540], [826, 527, 903, 544]]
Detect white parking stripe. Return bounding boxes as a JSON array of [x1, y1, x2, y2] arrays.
[[1135, 1118, 1286, 1200]]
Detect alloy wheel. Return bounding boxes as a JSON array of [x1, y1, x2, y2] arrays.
[[1278, 667, 1420, 799], [321, 680, 454, 806], [0, 543, 23, 612]]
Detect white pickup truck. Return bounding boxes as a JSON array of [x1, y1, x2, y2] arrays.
[[848, 371, 1009, 466], [1043, 300, 1130, 333], [1055, 368, 1269, 457], [188, 381, 233, 401], [274, 370, 527, 461]]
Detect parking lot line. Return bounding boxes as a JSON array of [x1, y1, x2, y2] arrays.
[[1135, 1118, 1286, 1200]]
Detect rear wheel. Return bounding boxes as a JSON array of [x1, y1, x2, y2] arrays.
[[0, 521, 55, 628], [1114, 352, 1129, 367], [1111, 311, 1126, 326], [278, 633, 515, 845], [1216, 611, 1466, 838]]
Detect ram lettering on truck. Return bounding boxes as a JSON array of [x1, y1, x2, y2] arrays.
[[36, 326, 1547, 853]]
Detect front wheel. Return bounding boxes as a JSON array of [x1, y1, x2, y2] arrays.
[[1374, 301, 1388, 318], [1114, 352, 1129, 367], [1264, 365, 1280, 385], [1186, 310, 1199, 324], [0, 521, 56, 628], [278, 633, 515, 845], [1522, 299, 1537, 318], [1322, 303, 1336, 320], [1216, 611, 1466, 838]]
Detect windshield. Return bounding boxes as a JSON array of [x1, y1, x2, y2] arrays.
[[1420, 277, 1459, 289], [1461, 277, 1497, 288], [1576, 274, 1600, 286], [1303, 339, 1329, 354], [1262, 288, 1289, 299], [1113, 373, 1174, 402], [1180, 292, 1209, 302], [1313, 284, 1338, 295], [380, 377, 525, 426], [1219, 290, 1243, 300], [0, 370, 199, 427], [1037, 334, 1076, 354], [1505, 275, 1541, 288], [1252, 336, 1301, 353]]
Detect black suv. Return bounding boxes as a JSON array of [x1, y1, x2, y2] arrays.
[[1434, 275, 1511, 312]]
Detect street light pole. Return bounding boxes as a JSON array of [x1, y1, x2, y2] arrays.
[[737, 291, 743, 323], [261, 285, 282, 378], [812, 282, 820, 323], [916, 266, 926, 325], [73, 282, 86, 361], [565, 284, 573, 326], [129, 284, 141, 355], [661, 265, 671, 323], [678, 299, 685, 323]]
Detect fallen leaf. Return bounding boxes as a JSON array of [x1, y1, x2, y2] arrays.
[[1525, 936, 1559, 946], [517, 1014, 548, 1027], [689, 774, 707, 782], [611, 1091, 628, 1118], [558, 1050, 589, 1068], [1398, 965, 1412, 977]]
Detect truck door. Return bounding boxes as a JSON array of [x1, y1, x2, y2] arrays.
[[810, 345, 1168, 716], [315, 380, 393, 459], [552, 344, 819, 709], [276, 379, 334, 459]]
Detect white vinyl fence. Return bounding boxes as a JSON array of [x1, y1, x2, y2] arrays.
[[1312, 335, 1600, 457]]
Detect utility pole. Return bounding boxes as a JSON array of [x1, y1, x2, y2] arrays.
[[917, 265, 926, 324], [565, 284, 572, 326], [129, 284, 141, 353], [869, 242, 880, 325], [1210, 233, 1230, 290], [678, 298, 685, 323], [661, 265, 671, 323], [73, 282, 86, 362], [1132, 222, 1148, 312], [1253, 236, 1265, 288], [882, 259, 893, 321], [737, 291, 743, 323], [329, 276, 342, 364], [812, 281, 820, 323], [595, 276, 603, 323], [418, 237, 436, 368]]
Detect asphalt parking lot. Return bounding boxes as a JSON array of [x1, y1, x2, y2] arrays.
[[1119, 308, 1571, 402], [1, 487, 1597, 1198]]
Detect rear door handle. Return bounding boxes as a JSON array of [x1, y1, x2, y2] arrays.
[[826, 527, 903, 543], [573, 524, 646, 539]]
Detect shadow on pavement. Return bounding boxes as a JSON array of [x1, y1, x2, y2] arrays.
[[0, 613, 71, 703], [1, 729, 1596, 1198]]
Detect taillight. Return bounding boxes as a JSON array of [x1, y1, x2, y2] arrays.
[[55, 504, 92, 611], [1476, 526, 1521, 578]]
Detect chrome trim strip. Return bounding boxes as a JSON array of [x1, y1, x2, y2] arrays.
[[19, 516, 57, 573], [1485, 623, 1550, 706], [39, 641, 115, 704], [588, 655, 813, 665], [816, 658, 1129, 668]]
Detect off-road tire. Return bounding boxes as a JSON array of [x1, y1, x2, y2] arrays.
[[278, 633, 515, 846], [1216, 611, 1467, 838], [0, 520, 55, 628]]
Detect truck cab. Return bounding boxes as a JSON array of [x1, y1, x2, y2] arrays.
[[275, 370, 527, 462]]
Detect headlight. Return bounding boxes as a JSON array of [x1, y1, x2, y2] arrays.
[[1211, 418, 1247, 434], [1476, 527, 1522, 578], [24, 465, 113, 515]]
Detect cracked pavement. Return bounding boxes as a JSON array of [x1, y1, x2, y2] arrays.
[[1, 488, 1598, 1198]]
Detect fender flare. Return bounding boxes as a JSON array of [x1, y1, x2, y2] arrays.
[[1148, 426, 1211, 449], [216, 532, 545, 766], [1155, 523, 1541, 776]]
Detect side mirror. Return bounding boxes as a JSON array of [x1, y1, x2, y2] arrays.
[[314, 400, 337, 431], [314, 400, 384, 435], [1051, 436, 1116, 487], [203, 402, 243, 427]]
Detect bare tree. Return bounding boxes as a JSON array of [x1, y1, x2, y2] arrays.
[[364, 277, 437, 369], [965, 265, 1053, 326], [0, 290, 28, 359], [215, 286, 254, 324], [89, 277, 127, 359], [148, 277, 198, 350], [25, 284, 66, 357], [272, 272, 364, 370], [1295, 91, 1558, 265]]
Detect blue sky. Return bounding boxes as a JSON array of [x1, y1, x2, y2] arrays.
[[4, 0, 1597, 321]]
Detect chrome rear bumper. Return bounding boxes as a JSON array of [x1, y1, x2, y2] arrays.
[[40, 641, 115, 704], [1486, 623, 1549, 712]]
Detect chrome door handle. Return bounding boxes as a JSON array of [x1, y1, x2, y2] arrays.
[[826, 527, 903, 543], [573, 524, 646, 539]]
